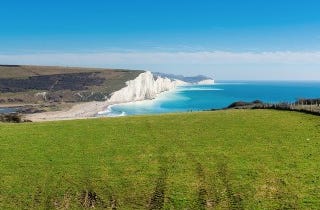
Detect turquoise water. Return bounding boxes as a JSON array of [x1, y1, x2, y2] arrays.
[[105, 81, 320, 116]]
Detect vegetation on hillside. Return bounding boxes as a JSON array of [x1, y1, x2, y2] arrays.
[[0, 113, 23, 123], [1, 110, 319, 209], [0, 65, 143, 105], [224, 99, 320, 116]]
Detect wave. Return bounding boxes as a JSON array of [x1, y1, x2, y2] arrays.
[[97, 105, 127, 117], [108, 111, 126, 117]]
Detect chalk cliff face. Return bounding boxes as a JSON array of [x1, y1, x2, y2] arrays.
[[108, 71, 187, 103]]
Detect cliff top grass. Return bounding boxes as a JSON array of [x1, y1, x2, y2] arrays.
[[1, 110, 319, 209], [0, 65, 142, 79]]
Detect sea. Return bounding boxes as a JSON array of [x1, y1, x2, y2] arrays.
[[101, 81, 320, 117]]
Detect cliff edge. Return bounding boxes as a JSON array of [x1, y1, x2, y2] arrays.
[[108, 71, 187, 103]]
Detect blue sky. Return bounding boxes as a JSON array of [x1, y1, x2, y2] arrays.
[[1, 0, 320, 80]]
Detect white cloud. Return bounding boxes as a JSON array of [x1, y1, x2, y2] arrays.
[[1, 51, 320, 67]]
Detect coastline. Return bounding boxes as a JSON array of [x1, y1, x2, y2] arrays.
[[25, 84, 184, 121], [25, 101, 112, 122], [25, 90, 176, 121], [23, 72, 213, 122], [99, 87, 181, 117]]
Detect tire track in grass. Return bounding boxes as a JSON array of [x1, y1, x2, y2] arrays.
[[217, 161, 244, 210], [80, 189, 108, 209], [256, 176, 298, 209], [147, 120, 170, 210], [148, 147, 169, 210], [68, 135, 111, 209], [196, 162, 208, 210], [82, 128, 127, 209], [188, 152, 244, 209], [188, 153, 208, 210], [32, 186, 42, 208], [76, 168, 111, 209], [31, 155, 56, 209], [149, 164, 168, 210]]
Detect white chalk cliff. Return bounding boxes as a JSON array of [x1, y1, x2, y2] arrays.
[[108, 71, 187, 103]]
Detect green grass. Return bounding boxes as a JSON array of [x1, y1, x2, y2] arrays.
[[1, 110, 319, 209]]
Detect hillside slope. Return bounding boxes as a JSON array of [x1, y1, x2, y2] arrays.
[[0, 65, 143, 104], [0, 110, 319, 209]]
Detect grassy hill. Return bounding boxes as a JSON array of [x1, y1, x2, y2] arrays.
[[1, 110, 319, 209], [0, 65, 143, 106]]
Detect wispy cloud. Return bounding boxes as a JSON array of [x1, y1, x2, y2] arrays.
[[1, 51, 320, 67]]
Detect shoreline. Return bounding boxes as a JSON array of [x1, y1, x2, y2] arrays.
[[25, 101, 112, 122], [18, 93, 320, 122], [25, 88, 179, 122], [20, 75, 213, 122], [25, 83, 209, 121], [99, 87, 183, 117]]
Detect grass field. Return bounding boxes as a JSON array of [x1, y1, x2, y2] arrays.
[[1, 110, 319, 209]]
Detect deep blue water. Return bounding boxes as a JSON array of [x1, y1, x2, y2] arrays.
[[105, 81, 320, 116]]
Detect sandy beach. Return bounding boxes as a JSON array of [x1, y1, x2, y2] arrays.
[[26, 101, 111, 122]]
